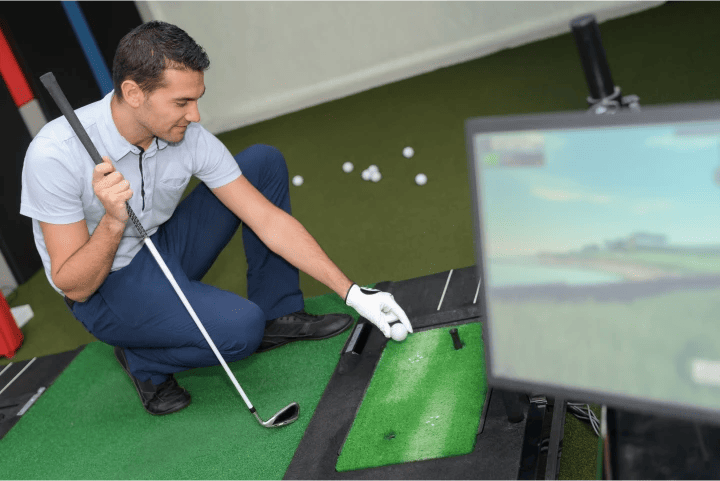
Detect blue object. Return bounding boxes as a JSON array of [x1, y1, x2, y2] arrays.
[[61, 1, 113, 96]]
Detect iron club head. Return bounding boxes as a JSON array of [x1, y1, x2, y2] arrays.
[[254, 402, 300, 428]]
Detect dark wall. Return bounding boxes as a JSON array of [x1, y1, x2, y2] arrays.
[[0, 2, 144, 285]]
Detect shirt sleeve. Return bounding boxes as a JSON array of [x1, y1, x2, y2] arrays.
[[192, 124, 242, 189], [20, 134, 85, 224]]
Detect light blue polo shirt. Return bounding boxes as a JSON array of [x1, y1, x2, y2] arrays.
[[20, 90, 242, 298]]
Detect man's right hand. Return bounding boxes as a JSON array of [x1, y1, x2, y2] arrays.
[[92, 156, 133, 224]]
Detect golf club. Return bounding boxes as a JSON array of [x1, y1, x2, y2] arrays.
[[39, 71, 299, 428]]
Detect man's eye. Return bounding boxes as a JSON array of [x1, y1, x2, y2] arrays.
[[177, 102, 187, 107]]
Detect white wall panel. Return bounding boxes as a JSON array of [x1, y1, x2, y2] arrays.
[[134, 1, 663, 134]]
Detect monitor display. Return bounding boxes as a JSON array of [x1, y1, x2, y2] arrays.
[[467, 102, 720, 425]]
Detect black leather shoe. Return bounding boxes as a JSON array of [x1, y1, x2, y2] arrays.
[[114, 346, 191, 416], [256, 309, 355, 353]]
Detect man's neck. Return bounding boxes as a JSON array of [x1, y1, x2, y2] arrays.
[[137, 139, 153, 151], [111, 95, 154, 151]]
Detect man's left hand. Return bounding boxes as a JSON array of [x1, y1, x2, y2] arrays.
[[345, 284, 413, 338]]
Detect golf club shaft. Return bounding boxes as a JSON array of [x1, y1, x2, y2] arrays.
[[39, 72, 256, 415], [142, 238, 254, 410]]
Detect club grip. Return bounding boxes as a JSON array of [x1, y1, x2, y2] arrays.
[[39, 72, 104, 167]]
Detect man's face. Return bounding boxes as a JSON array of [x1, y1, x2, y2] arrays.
[[132, 68, 205, 145]]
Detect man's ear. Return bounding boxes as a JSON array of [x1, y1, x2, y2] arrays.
[[122, 80, 145, 108]]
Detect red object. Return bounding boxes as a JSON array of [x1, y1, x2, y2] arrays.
[[0, 25, 34, 108], [0, 292, 23, 359]]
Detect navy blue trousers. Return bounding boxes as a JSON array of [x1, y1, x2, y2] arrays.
[[65, 144, 304, 385]]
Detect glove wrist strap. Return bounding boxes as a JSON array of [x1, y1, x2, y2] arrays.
[[344, 283, 357, 304]]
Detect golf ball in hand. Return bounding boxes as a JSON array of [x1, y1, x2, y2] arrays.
[[292, 175, 303, 186], [403, 146, 414, 158], [343, 162, 354, 173], [391, 322, 408, 342], [415, 173, 427, 186]]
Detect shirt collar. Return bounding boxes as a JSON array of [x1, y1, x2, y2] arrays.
[[99, 89, 169, 158]]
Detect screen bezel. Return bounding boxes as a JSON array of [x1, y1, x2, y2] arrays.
[[464, 101, 720, 426]]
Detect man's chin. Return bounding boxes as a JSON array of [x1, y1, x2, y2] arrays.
[[161, 132, 186, 146]]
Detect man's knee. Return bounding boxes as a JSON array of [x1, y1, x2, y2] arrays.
[[221, 303, 266, 357], [244, 304, 267, 353], [235, 144, 288, 179]]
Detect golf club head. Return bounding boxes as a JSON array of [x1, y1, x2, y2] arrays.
[[262, 402, 300, 428]]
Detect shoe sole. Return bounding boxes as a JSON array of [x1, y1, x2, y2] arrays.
[[114, 346, 191, 416], [256, 316, 356, 354]]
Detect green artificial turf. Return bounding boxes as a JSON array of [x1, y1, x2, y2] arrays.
[[337, 322, 486, 472]]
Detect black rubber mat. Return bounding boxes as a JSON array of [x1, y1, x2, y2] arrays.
[[0, 345, 87, 441], [284, 266, 536, 479]]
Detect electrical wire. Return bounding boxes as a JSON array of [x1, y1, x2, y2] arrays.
[[530, 395, 610, 478], [529, 395, 601, 437]]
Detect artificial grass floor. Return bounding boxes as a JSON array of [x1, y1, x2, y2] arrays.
[[0, 287, 372, 479]]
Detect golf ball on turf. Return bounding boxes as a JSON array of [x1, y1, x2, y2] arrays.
[[415, 173, 427, 186], [343, 162, 354, 173], [361, 169, 371, 181], [391, 323, 408, 342], [292, 175, 303, 186], [371, 171, 382, 182], [403, 146, 414, 158], [368, 164, 379, 173]]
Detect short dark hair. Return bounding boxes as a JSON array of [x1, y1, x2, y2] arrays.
[[112, 21, 210, 103]]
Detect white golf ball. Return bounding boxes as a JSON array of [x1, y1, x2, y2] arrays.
[[292, 175, 304, 186], [361, 169, 371, 181], [371, 171, 382, 182], [368, 164, 379, 173], [391, 323, 408, 342], [343, 162, 354, 173], [403, 146, 414, 158], [415, 173, 427, 186]]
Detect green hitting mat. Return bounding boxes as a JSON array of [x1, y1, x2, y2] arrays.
[[336, 322, 487, 472]]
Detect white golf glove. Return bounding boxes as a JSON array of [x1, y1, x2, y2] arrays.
[[345, 284, 413, 338]]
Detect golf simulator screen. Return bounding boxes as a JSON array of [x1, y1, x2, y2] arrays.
[[465, 101, 720, 426]]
